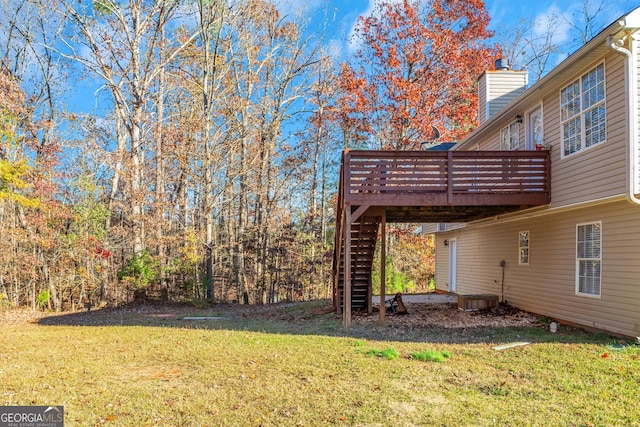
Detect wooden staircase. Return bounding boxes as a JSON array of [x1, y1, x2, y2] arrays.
[[333, 149, 551, 328], [335, 214, 381, 312]]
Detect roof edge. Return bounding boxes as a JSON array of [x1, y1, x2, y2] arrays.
[[456, 6, 640, 150]]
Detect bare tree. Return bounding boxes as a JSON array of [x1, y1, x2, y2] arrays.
[[54, 0, 202, 256], [563, 0, 612, 47], [493, 16, 559, 82], [223, 0, 323, 303], [496, 0, 621, 81], [0, 0, 341, 308]]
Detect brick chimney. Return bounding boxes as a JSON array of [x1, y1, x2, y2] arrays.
[[478, 59, 528, 125]]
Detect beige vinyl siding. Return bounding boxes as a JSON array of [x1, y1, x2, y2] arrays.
[[548, 55, 627, 206], [423, 223, 467, 235], [421, 223, 439, 234], [474, 133, 501, 150], [487, 72, 528, 119], [455, 225, 509, 296], [434, 234, 451, 291], [433, 14, 640, 337], [478, 71, 528, 125], [445, 223, 466, 231], [446, 200, 640, 336], [468, 52, 629, 205]]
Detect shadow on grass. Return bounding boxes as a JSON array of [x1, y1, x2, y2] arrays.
[[36, 299, 615, 345]]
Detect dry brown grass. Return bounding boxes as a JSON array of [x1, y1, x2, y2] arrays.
[[1, 300, 638, 426]]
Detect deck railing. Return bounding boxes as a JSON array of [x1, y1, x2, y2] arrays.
[[334, 148, 552, 316], [342, 150, 551, 206]]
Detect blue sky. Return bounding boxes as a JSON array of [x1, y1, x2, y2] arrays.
[[62, 0, 640, 116], [279, 0, 640, 62]]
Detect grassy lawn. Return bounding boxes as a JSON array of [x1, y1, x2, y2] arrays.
[[1, 300, 639, 426]]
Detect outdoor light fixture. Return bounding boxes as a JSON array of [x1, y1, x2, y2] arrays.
[[444, 240, 449, 247], [515, 115, 523, 123]]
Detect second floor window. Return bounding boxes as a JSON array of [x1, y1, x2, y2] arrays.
[[500, 121, 520, 150], [560, 63, 606, 157]]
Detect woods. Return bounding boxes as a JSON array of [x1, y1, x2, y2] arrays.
[[0, 0, 501, 310]]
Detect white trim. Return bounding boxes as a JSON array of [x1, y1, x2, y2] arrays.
[[518, 230, 530, 266], [500, 120, 521, 150], [607, 34, 640, 205], [456, 8, 640, 151], [483, 75, 491, 122], [463, 195, 626, 229], [559, 61, 607, 159], [448, 238, 457, 293], [525, 104, 543, 150], [575, 221, 602, 298]]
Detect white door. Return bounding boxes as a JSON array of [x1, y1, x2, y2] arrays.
[[527, 107, 543, 150], [449, 238, 457, 293]]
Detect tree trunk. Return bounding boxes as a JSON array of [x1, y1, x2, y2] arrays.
[[156, 27, 167, 300]]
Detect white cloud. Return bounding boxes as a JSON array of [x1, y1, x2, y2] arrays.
[[486, 0, 511, 26], [327, 38, 344, 60], [533, 5, 571, 45]]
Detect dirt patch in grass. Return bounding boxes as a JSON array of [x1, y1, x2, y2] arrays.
[[7, 299, 536, 328], [354, 302, 539, 329], [348, 302, 565, 344], [2, 298, 568, 345]]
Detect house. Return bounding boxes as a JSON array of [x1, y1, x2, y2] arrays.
[[333, 7, 640, 337], [428, 7, 640, 337]]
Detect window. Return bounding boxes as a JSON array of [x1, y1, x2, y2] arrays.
[[518, 231, 529, 265], [527, 107, 543, 150], [500, 121, 520, 150], [561, 63, 606, 157], [437, 223, 448, 232], [576, 222, 601, 297]]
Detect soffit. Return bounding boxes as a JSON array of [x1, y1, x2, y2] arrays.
[[456, 12, 633, 149]]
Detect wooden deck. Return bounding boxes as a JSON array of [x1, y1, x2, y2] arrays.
[[342, 150, 550, 222], [333, 149, 551, 328]]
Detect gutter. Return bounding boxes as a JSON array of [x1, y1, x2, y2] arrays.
[[608, 31, 640, 205], [457, 7, 640, 155]]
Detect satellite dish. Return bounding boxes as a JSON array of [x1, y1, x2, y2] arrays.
[[431, 126, 440, 141], [420, 126, 442, 150]]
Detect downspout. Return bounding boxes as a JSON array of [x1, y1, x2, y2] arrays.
[[608, 33, 640, 205]]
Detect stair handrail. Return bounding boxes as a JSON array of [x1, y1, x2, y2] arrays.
[[332, 150, 349, 309]]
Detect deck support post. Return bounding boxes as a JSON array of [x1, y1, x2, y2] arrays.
[[333, 149, 550, 325], [447, 151, 454, 204], [343, 205, 352, 330], [379, 211, 386, 324], [335, 211, 343, 316]]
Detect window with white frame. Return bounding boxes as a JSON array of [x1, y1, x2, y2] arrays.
[[527, 107, 543, 150], [500, 121, 520, 150], [576, 222, 601, 297], [518, 231, 529, 265], [561, 63, 606, 157]]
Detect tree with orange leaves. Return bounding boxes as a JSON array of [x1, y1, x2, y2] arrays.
[[338, 0, 500, 149]]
